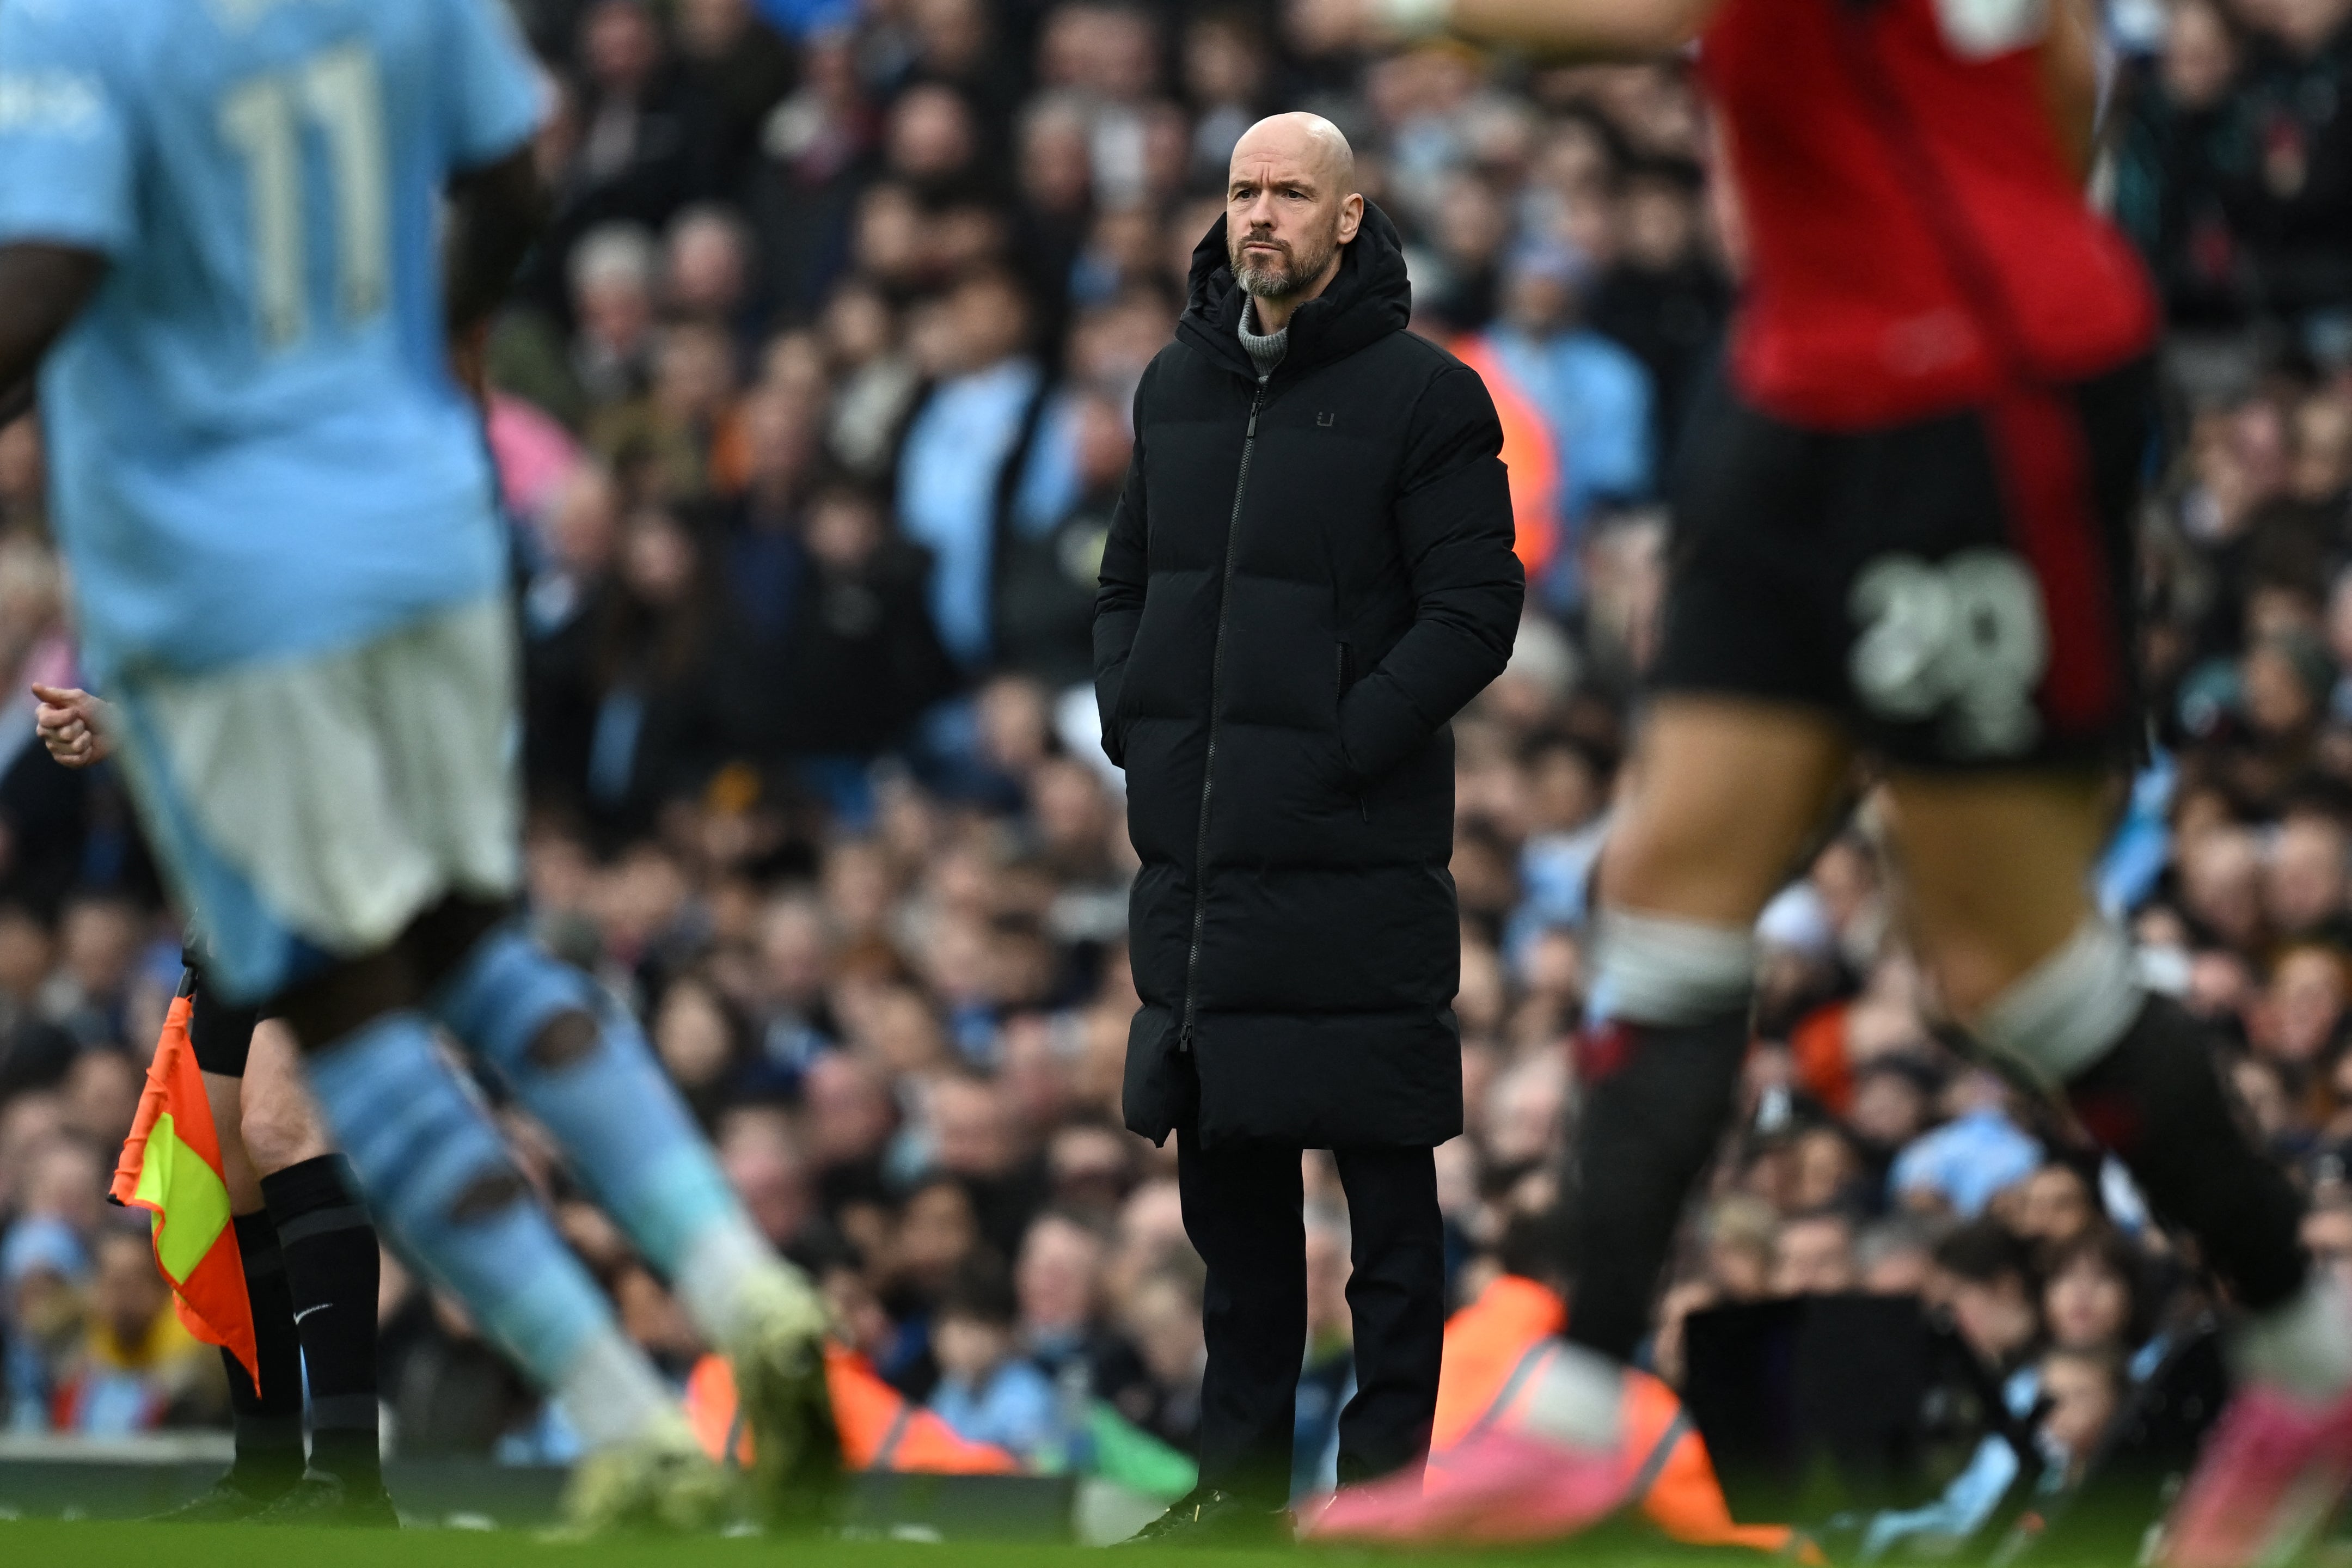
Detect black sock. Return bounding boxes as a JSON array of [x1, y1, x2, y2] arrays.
[[2067, 994, 2307, 1312], [225, 1210, 305, 1497], [1563, 1012, 1750, 1361], [262, 1154, 383, 1490]]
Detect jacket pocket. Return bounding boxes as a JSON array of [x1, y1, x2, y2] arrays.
[[1120, 1007, 1196, 1147], [1106, 658, 1143, 756], [1333, 642, 1367, 820]]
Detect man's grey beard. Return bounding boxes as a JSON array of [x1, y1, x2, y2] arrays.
[[1232, 231, 1339, 301]]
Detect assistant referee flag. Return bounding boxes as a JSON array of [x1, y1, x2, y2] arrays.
[[108, 976, 260, 1393]]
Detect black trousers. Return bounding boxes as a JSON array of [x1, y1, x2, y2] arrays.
[[1175, 1131, 1446, 1504]]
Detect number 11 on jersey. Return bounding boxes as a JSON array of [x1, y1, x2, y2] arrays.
[[219, 41, 389, 352]]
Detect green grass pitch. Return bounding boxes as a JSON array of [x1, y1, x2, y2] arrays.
[[0, 1518, 1811, 1568]]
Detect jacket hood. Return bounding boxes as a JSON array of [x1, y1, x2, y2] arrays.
[[1175, 200, 1413, 382]]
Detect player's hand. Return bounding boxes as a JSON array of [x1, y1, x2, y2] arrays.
[[1308, 0, 1444, 47], [31, 684, 112, 768]]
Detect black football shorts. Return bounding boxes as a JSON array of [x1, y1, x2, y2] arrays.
[[182, 953, 262, 1078], [1651, 357, 2152, 771]]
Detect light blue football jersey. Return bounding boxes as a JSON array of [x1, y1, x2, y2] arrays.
[[0, 0, 544, 681]]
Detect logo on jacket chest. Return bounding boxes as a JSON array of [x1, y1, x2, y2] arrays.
[[1316, 412, 1336, 427]]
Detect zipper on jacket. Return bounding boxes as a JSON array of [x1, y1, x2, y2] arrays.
[[1180, 383, 1266, 1054]]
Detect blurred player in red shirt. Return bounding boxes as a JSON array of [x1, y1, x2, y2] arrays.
[[1345, 0, 2352, 1559]]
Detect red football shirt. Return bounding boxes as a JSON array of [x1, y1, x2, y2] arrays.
[[1698, 0, 2159, 428]]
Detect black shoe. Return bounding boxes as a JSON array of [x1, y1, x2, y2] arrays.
[[251, 1473, 400, 1528], [144, 1472, 290, 1523], [1120, 1487, 1292, 1546]]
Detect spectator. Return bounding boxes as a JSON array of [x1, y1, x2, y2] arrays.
[[652, 972, 753, 1125], [996, 386, 1132, 690], [2042, 1228, 2151, 1359], [1855, 1218, 1936, 1296], [718, 1106, 816, 1250], [672, 0, 795, 199], [0, 0, 2348, 1514], [2037, 1346, 2127, 1487], [383, 1289, 540, 1457], [929, 1258, 1058, 1459], [1929, 1221, 2044, 1375], [2012, 1160, 2103, 1255], [1586, 155, 1728, 468], [3, 1215, 87, 1430], [819, 281, 926, 481], [2113, 0, 2257, 326], [768, 485, 960, 771], [1771, 1209, 1859, 1296], [2225, 0, 2352, 340], [745, 30, 877, 320], [1015, 1208, 1110, 1373], [565, 505, 754, 837], [566, 222, 663, 414], [1045, 1120, 1136, 1226], [566, 0, 705, 236], [1118, 1264, 1206, 1455], [1468, 239, 1653, 606], [897, 271, 1047, 670], [49, 1229, 224, 1434], [2265, 811, 2350, 936], [1847, 1056, 1939, 1188], [662, 204, 760, 339], [1890, 1075, 2043, 1219], [43, 893, 139, 1050]]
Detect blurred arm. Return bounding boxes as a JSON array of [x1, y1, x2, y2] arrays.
[[443, 145, 550, 340], [1399, 0, 1725, 58], [0, 243, 107, 425], [2037, 0, 2102, 182]]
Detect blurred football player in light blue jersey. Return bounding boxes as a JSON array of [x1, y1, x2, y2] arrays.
[[0, 0, 835, 1529]]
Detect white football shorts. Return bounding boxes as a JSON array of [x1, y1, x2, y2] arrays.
[[109, 596, 523, 1005]]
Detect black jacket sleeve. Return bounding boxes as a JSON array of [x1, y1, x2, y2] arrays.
[[1091, 375, 1152, 769], [1337, 363, 1523, 782]]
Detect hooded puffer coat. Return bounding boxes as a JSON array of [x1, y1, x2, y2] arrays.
[[1094, 204, 1523, 1149]]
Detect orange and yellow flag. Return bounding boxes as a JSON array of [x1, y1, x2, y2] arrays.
[[108, 978, 260, 1393]]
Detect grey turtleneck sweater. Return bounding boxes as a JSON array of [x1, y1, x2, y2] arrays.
[[1238, 293, 1288, 382]]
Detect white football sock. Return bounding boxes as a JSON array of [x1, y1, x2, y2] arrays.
[[1974, 918, 2143, 1089], [555, 1324, 678, 1450], [1590, 908, 1756, 1026], [1516, 1340, 1626, 1451], [2235, 1272, 2352, 1408], [674, 1212, 822, 1349]]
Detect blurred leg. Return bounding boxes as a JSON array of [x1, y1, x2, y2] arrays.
[[112, 612, 716, 1528], [414, 896, 837, 1521], [275, 957, 675, 1456], [1883, 771, 2311, 1325], [417, 901, 817, 1354], [1568, 698, 1852, 1364], [1884, 765, 2345, 1567]]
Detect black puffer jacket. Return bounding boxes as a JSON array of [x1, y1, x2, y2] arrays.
[[1094, 205, 1523, 1150]]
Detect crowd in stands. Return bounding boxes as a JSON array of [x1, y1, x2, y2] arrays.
[[1, 0, 2350, 1530]]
